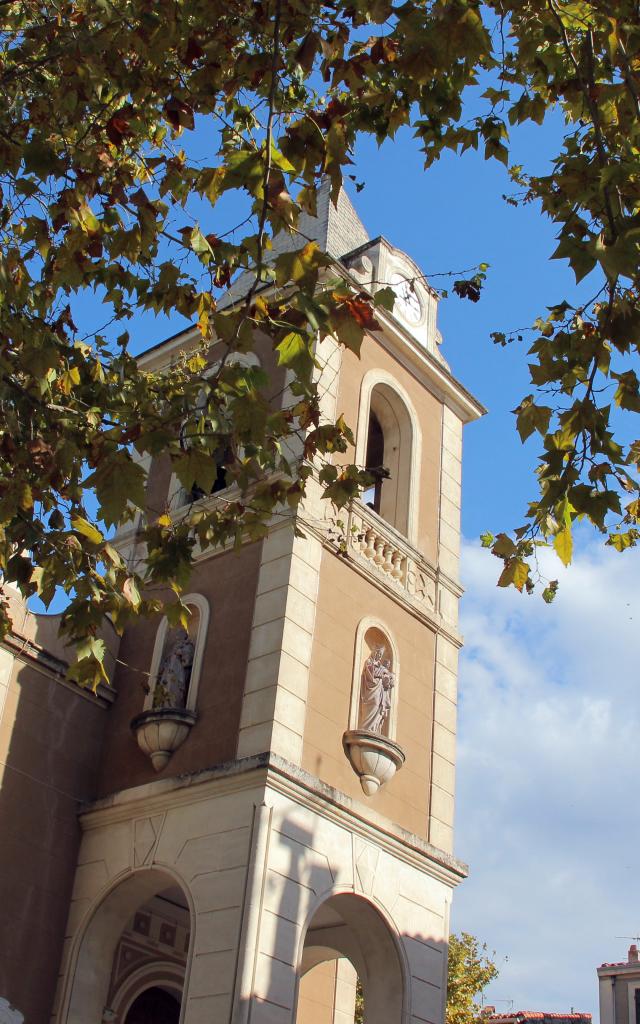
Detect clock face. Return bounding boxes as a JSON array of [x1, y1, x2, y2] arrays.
[[390, 272, 422, 325]]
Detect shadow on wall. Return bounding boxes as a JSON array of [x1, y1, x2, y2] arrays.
[[260, 816, 407, 1023], [250, 815, 448, 1024], [0, 599, 116, 1024]]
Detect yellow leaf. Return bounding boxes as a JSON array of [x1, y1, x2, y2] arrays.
[[497, 557, 529, 591], [554, 525, 573, 566], [59, 367, 81, 394], [122, 576, 141, 607], [72, 516, 104, 545], [553, 500, 574, 566]]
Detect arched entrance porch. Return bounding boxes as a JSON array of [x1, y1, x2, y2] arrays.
[[295, 893, 406, 1024], [58, 868, 192, 1024]]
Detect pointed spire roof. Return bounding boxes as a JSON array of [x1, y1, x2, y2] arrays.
[[219, 179, 369, 307], [293, 178, 369, 258]]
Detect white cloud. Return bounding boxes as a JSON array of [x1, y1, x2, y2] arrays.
[[451, 536, 640, 1019]]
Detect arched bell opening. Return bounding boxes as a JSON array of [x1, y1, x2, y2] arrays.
[[357, 372, 421, 545], [61, 868, 192, 1024], [295, 893, 405, 1024]]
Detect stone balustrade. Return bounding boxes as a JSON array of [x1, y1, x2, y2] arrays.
[[341, 501, 437, 619]]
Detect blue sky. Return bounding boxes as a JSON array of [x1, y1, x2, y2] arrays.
[[453, 535, 640, 1019]]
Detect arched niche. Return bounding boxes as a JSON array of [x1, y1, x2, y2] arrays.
[[355, 370, 422, 544], [349, 619, 400, 740], [296, 893, 407, 1024], [58, 868, 193, 1024], [145, 594, 209, 714]]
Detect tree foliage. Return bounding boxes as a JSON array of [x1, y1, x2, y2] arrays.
[[1, 0, 640, 683], [446, 931, 499, 1024], [353, 931, 498, 1024]]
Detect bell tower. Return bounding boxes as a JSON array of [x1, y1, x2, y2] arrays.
[[49, 183, 484, 1024]]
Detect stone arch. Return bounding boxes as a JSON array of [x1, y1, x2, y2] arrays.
[[110, 962, 185, 1020], [145, 593, 210, 713], [57, 866, 194, 1024], [355, 369, 422, 544], [122, 987, 181, 1024], [295, 891, 408, 1024], [349, 617, 400, 739]]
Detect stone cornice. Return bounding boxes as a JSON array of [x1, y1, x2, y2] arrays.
[[370, 307, 485, 424], [1, 633, 115, 708], [81, 751, 468, 886]]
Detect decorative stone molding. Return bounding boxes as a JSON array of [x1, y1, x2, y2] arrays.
[[349, 619, 400, 739], [343, 500, 437, 615], [145, 593, 209, 714], [342, 729, 405, 796], [131, 708, 197, 772]]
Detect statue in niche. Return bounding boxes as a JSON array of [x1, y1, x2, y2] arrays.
[[359, 645, 395, 733], [153, 627, 195, 710]]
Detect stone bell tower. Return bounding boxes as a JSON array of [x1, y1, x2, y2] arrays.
[[42, 182, 484, 1024]]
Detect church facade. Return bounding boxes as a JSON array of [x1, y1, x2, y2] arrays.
[[0, 184, 483, 1024]]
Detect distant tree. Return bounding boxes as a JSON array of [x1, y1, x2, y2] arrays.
[[352, 931, 498, 1024], [355, 978, 364, 1024], [446, 931, 500, 1024], [2, 0, 640, 683]]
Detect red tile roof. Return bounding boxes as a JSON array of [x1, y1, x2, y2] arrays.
[[488, 1014, 591, 1022]]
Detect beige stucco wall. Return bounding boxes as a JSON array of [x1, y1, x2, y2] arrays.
[[597, 967, 640, 1024], [97, 541, 263, 797], [302, 550, 435, 837], [0, 638, 108, 1024], [296, 959, 357, 1024]]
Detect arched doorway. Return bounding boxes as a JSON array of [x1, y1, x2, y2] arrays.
[[296, 893, 405, 1024], [60, 869, 191, 1024], [124, 987, 180, 1024]]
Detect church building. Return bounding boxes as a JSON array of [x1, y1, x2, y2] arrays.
[[0, 183, 483, 1023]]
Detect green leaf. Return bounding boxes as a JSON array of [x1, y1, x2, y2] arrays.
[[373, 287, 397, 311], [173, 448, 217, 494], [85, 457, 146, 526], [274, 243, 329, 288], [514, 395, 553, 442], [276, 331, 309, 367], [542, 581, 559, 603]]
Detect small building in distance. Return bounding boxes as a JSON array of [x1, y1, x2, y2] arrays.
[[485, 1011, 592, 1024], [598, 944, 640, 1024]]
